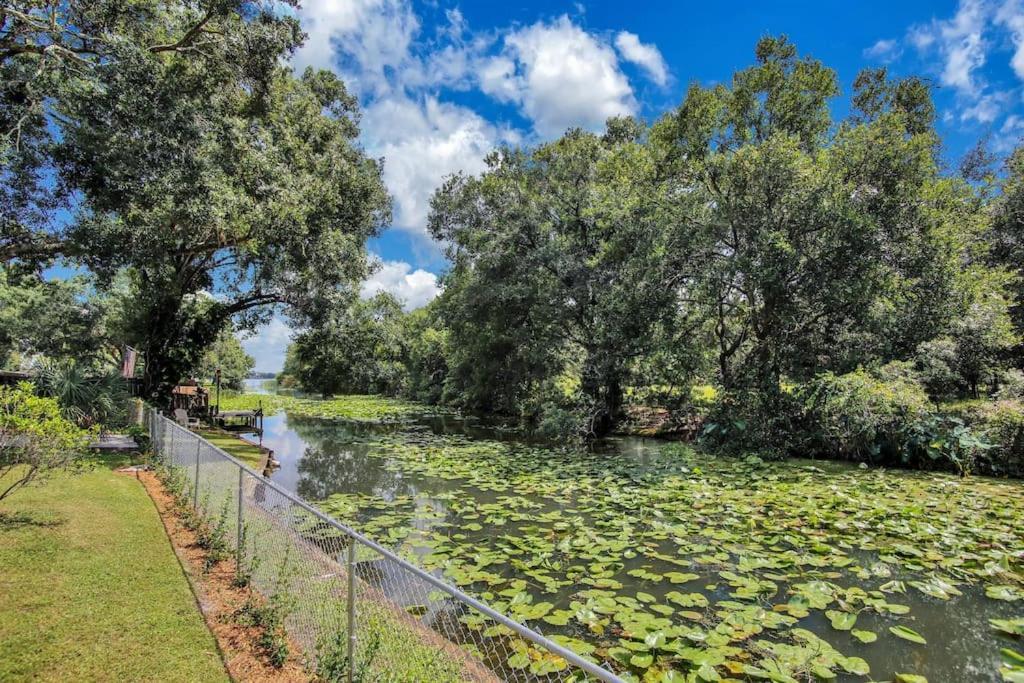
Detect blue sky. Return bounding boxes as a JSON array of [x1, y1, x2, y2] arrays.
[[236, 0, 1024, 370]]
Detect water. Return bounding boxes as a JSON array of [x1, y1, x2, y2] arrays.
[[247, 408, 1023, 682], [242, 377, 275, 394]]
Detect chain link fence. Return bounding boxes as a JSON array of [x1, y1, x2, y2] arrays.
[[145, 408, 624, 683]]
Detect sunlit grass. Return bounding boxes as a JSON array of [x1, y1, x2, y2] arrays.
[[0, 454, 228, 682]]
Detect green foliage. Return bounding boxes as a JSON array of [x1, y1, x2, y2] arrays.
[[799, 368, 933, 463], [945, 400, 1024, 477], [234, 549, 296, 669], [3, 2, 391, 404], [232, 520, 260, 589], [0, 382, 90, 501], [0, 270, 111, 369], [914, 338, 961, 398], [196, 328, 254, 391], [292, 293, 407, 398], [33, 359, 129, 429], [316, 628, 383, 683], [400, 304, 449, 404], [195, 495, 233, 574], [430, 120, 683, 434]]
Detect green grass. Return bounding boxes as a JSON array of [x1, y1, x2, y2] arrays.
[[0, 454, 229, 683], [198, 429, 266, 468]]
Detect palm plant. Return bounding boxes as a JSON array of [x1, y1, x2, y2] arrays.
[[33, 359, 129, 430]]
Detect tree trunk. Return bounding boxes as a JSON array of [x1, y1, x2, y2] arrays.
[[581, 356, 624, 438]]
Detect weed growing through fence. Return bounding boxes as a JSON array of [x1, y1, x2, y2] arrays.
[[197, 494, 232, 573], [316, 628, 383, 682], [232, 520, 260, 589], [234, 546, 296, 668]]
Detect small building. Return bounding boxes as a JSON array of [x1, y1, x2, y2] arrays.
[[171, 382, 209, 414]]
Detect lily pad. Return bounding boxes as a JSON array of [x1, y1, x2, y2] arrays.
[[889, 625, 927, 645]]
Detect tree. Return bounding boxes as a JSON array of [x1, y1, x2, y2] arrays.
[[2, 2, 391, 404], [401, 303, 449, 404], [291, 293, 407, 398], [196, 328, 254, 391], [990, 146, 1024, 367], [650, 38, 974, 419], [430, 118, 688, 435], [0, 267, 135, 370]]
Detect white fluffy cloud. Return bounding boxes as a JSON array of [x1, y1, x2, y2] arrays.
[[614, 31, 669, 86], [999, 113, 1024, 150], [362, 95, 518, 235], [291, 0, 418, 96], [481, 16, 637, 137], [361, 259, 441, 310], [961, 90, 1012, 122], [997, 0, 1024, 79], [910, 0, 989, 96]]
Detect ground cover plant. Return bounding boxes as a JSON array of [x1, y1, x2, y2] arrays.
[[0, 453, 228, 681], [310, 427, 1024, 682]]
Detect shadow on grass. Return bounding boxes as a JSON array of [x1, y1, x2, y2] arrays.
[[0, 510, 65, 530]]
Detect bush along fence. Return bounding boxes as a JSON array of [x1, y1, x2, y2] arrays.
[[145, 408, 624, 682]]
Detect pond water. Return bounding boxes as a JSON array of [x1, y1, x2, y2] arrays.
[[247, 406, 1024, 682]]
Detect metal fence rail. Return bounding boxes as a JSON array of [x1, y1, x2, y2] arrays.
[[145, 408, 624, 683]]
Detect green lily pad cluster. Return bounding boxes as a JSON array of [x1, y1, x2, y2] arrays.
[[219, 392, 446, 423], [303, 422, 1024, 681]]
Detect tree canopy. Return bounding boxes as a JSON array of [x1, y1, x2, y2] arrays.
[[1, 1, 390, 402]]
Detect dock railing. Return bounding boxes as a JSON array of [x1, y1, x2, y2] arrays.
[[145, 407, 624, 682]]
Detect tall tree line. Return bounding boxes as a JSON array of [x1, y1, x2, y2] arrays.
[[288, 37, 1023, 443]]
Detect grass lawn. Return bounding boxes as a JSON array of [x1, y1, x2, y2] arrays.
[[0, 454, 229, 683], [198, 429, 266, 468]]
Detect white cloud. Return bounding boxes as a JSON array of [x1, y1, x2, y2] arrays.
[[291, 0, 418, 96], [997, 112, 1024, 150], [482, 16, 636, 137], [910, 0, 989, 96], [361, 259, 441, 310], [362, 95, 518, 235], [614, 31, 669, 86], [242, 316, 293, 373], [863, 38, 903, 63], [997, 0, 1024, 79], [961, 90, 1012, 121]]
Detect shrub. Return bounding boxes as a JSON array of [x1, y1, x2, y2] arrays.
[[0, 382, 91, 501], [914, 338, 960, 398], [798, 369, 933, 464], [945, 400, 1024, 477], [903, 413, 994, 476], [699, 387, 801, 459], [995, 369, 1024, 400], [34, 359, 129, 430]]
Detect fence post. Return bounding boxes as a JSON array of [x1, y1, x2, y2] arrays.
[[193, 437, 201, 512], [236, 467, 244, 572], [169, 420, 177, 464], [347, 538, 357, 683]]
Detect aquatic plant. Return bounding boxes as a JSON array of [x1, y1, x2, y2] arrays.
[[310, 430, 1024, 681]]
